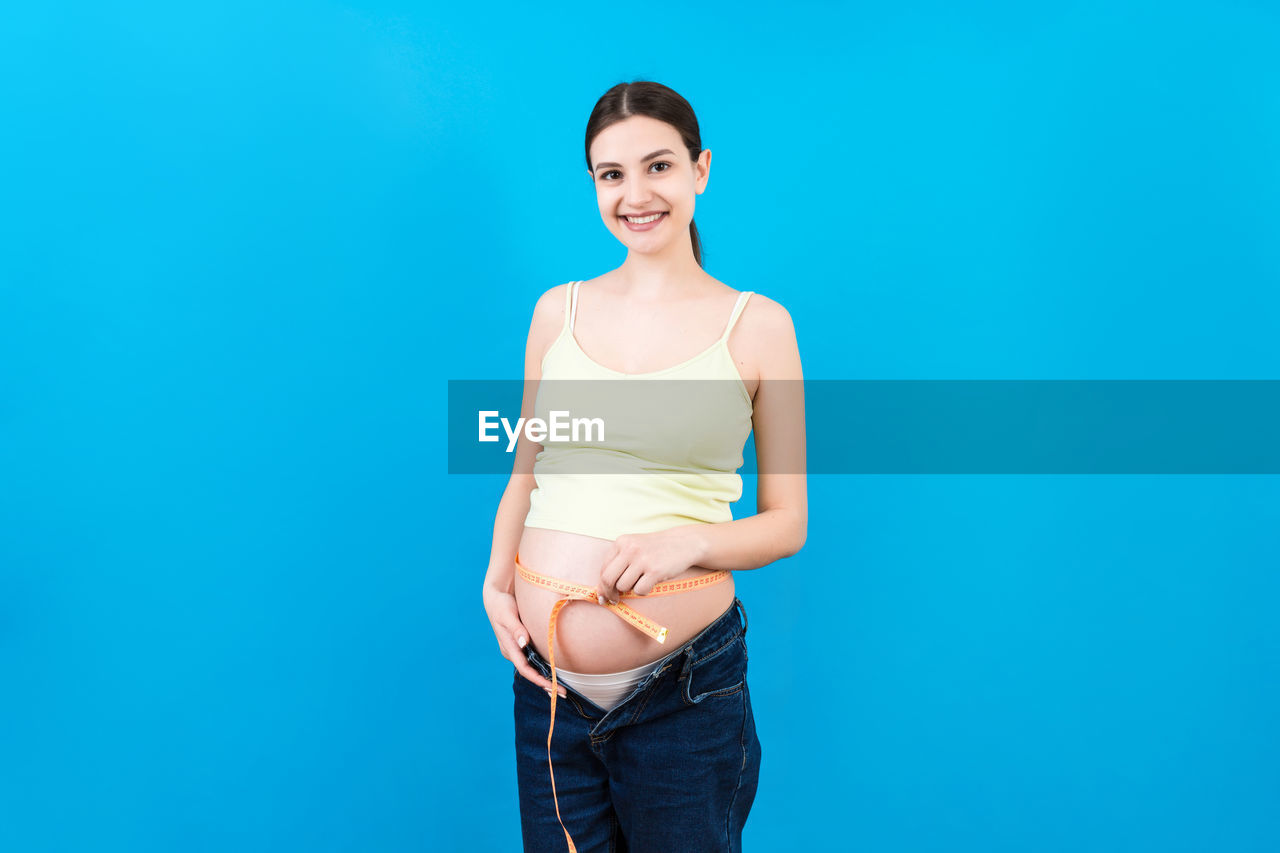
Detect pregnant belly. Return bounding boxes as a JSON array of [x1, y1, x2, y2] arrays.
[[514, 526, 736, 674]]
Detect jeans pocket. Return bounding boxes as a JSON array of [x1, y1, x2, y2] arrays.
[[681, 634, 747, 706]]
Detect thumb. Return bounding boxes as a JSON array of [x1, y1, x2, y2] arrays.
[[508, 623, 529, 650]]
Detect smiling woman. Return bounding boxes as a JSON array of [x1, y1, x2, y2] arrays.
[[588, 128, 708, 266], [480, 79, 807, 853]]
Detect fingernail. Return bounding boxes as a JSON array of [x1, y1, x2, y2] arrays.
[[596, 593, 605, 605], [518, 635, 527, 648]]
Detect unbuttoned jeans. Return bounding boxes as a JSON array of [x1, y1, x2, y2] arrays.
[[513, 597, 761, 853]]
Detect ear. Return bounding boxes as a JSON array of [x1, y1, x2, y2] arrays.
[[695, 149, 712, 192]]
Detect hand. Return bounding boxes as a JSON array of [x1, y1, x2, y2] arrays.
[[596, 528, 706, 604], [481, 583, 566, 698]]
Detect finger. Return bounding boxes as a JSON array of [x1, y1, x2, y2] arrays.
[[633, 573, 658, 597], [595, 542, 623, 604], [514, 658, 566, 697], [501, 631, 565, 697], [501, 625, 564, 697], [597, 550, 628, 604], [614, 562, 645, 597]]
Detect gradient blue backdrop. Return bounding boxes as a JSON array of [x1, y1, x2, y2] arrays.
[[2, 1, 1277, 851]]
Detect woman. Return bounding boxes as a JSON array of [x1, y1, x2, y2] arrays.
[[481, 80, 807, 852]]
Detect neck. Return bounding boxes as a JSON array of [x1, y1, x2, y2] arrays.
[[618, 242, 705, 302]]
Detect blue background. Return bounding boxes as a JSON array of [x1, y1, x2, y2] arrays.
[[2, 1, 1278, 850]]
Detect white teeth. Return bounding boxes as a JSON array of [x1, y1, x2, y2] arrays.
[[623, 212, 665, 224]]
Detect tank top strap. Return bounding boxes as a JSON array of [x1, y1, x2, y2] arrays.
[[718, 290, 754, 342], [558, 281, 579, 334], [568, 281, 582, 332]]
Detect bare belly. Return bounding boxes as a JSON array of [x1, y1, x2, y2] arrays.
[[514, 526, 736, 674]]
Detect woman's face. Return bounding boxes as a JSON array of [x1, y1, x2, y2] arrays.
[[587, 115, 711, 256]]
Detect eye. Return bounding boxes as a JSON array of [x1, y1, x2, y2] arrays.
[[599, 162, 672, 181]]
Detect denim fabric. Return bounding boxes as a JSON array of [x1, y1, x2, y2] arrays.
[[513, 597, 761, 853]]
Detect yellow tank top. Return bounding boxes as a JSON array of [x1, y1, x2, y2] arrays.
[[523, 280, 755, 542]]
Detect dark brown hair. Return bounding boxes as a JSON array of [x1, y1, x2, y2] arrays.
[[585, 81, 706, 268]]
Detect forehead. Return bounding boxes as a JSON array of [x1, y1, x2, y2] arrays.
[[590, 115, 682, 162]]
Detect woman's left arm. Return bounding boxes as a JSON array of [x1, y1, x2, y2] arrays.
[[597, 296, 806, 601]]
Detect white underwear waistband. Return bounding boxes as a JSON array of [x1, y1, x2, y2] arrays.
[[553, 658, 663, 712]]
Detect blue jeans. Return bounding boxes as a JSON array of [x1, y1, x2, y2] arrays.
[[513, 597, 762, 852]]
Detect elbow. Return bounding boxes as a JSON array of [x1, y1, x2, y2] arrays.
[[781, 511, 807, 558], [790, 526, 807, 558]]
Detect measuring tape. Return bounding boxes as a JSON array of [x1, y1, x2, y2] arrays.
[[514, 551, 732, 853]]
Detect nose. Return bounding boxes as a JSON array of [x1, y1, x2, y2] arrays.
[[624, 176, 654, 209]]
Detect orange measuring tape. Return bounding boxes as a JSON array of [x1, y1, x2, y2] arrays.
[[514, 551, 732, 853]]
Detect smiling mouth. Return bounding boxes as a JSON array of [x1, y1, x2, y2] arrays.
[[620, 212, 668, 224]]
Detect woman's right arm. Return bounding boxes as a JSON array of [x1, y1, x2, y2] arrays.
[[480, 284, 568, 695]]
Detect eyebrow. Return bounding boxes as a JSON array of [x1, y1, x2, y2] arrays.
[[593, 149, 676, 172]]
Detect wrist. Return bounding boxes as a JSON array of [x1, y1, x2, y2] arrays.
[[482, 574, 513, 596], [685, 525, 711, 567]]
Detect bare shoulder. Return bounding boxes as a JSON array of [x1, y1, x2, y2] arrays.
[[522, 281, 574, 375], [533, 281, 572, 323], [733, 291, 802, 380], [526, 281, 573, 340], [739, 291, 795, 335]]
